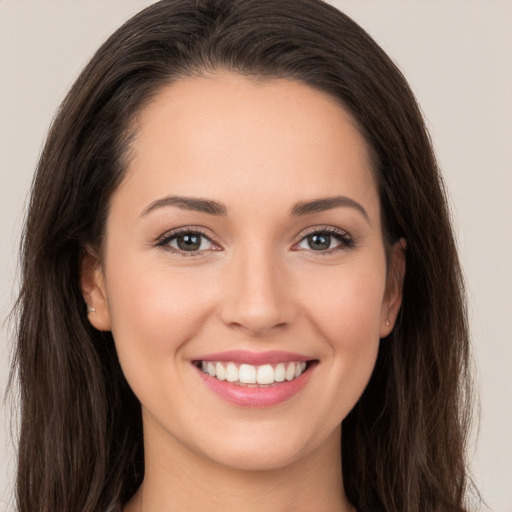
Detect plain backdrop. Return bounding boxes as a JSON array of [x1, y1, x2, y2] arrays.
[[1, 1, 511, 511]]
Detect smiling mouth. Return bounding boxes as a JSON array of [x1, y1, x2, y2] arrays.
[[193, 360, 316, 387]]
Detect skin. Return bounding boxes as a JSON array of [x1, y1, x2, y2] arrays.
[[82, 73, 405, 512]]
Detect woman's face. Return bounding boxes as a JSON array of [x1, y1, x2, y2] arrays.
[[83, 73, 403, 472]]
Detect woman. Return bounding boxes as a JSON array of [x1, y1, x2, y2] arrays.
[[11, 0, 474, 510]]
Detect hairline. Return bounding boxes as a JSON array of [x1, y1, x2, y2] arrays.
[[100, 67, 393, 262]]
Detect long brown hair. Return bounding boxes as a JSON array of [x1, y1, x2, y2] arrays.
[[10, 1, 474, 510]]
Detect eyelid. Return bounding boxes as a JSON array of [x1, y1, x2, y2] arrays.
[[297, 225, 351, 239], [154, 224, 354, 255], [291, 225, 355, 253], [155, 226, 222, 254]]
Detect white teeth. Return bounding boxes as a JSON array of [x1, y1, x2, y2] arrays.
[[215, 362, 226, 381], [239, 364, 257, 384], [199, 360, 310, 385], [285, 363, 296, 381], [256, 364, 274, 385], [225, 362, 239, 383], [274, 363, 286, 382]]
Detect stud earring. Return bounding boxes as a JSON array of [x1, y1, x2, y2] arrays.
[[87, 306, 96, 313], [386, 318, 390, 327]]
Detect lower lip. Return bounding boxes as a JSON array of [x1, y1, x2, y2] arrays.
[[194, 364, 315, 407]]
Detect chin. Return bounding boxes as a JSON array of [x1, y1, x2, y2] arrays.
[[188, 420, 340, 473], [203, 441, 309, 472]]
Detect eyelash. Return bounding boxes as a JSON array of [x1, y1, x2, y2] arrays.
[[294, 226, 355, 254], [155, 225, 354, 257], [155, 227, 218, 257]]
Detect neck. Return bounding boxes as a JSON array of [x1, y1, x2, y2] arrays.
[[125, 422, 353, 512]]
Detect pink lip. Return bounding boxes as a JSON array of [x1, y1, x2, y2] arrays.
[[192, 350, 311, 366], [193, 358, 317, 408]]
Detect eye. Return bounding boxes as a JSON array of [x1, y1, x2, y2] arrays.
[[294, 227, 354, 253], [156, 229, 219, 255]]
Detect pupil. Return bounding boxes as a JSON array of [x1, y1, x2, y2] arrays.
[[177, 234, 201, 251], [308, 234, 330, 250]]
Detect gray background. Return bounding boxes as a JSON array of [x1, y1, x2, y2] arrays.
[[1, 1, 511, 510]]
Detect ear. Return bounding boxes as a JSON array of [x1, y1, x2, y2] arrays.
[[80, 247, 112, 331], [380, 238, 406, 338]]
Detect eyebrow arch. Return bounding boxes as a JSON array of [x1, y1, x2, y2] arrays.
[[140, 194, 369, 223], [290, 196, 370, 223], [140, 196, 228, 217]]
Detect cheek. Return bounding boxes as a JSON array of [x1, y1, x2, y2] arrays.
[[104, 252, 216, 379], [299, 259, 386, 401], [302, 260, 386, 344]]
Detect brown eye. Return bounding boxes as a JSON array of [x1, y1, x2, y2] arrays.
[[163, 231, 215, 253], [176, 233, 203, 251]]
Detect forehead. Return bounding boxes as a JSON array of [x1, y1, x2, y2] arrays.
[[117, 72, 379, 221]]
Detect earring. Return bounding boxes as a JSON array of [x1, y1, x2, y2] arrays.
[[87, 306, 96, 313], [386, 318, 390, 327]]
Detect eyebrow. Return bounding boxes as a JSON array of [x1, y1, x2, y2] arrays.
[[290, 196, 370, 223], [140, 194, 369, 223], [140, 196, 228, 217]]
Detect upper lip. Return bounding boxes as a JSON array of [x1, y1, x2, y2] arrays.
[[192, 350, 313, 366]]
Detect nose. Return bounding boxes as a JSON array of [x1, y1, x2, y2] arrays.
[[218, 246, 296, 336]]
